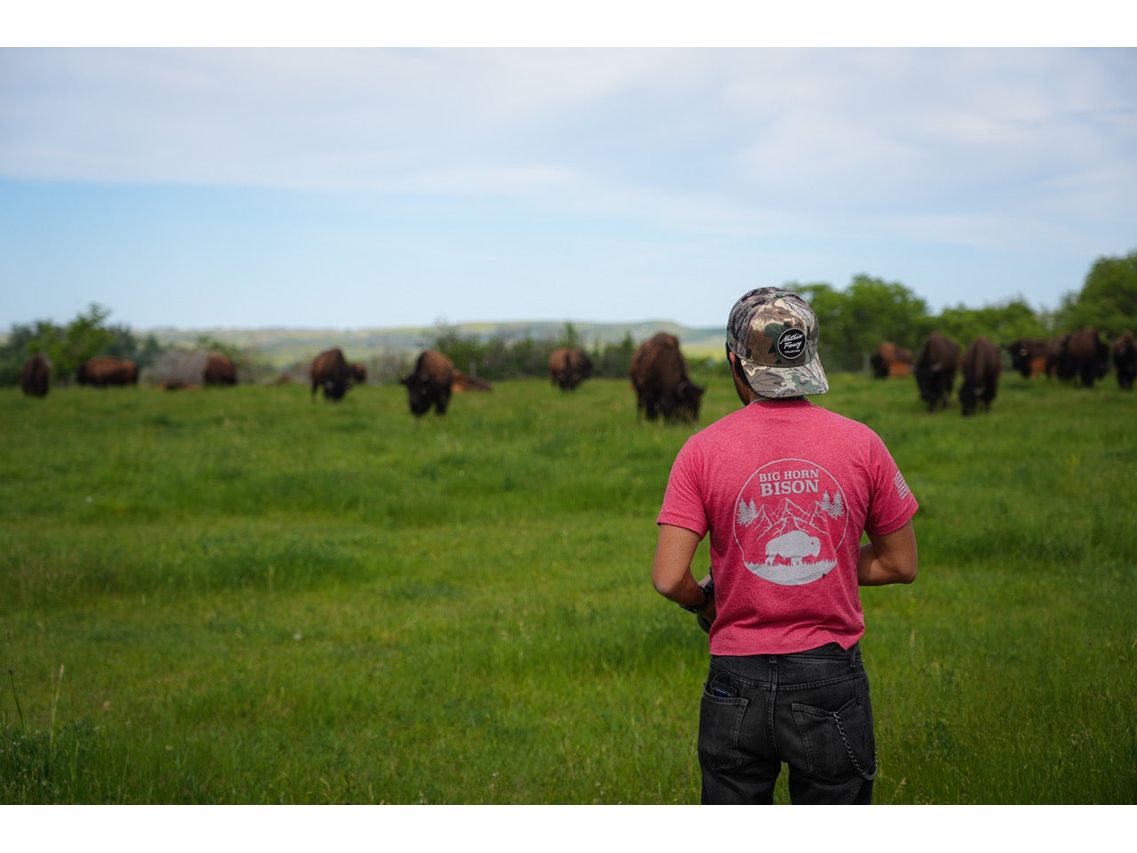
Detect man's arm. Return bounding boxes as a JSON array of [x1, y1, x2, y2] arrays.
[[652, 524, 711, 611], [858, 520, 918, 586]]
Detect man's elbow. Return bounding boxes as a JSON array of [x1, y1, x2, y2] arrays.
[[652, 572, 679, 598], [892, 560, 918, 584]]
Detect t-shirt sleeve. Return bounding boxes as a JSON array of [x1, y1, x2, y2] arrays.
[[656, 438, 709, 537], [864, 431, 919, 536]]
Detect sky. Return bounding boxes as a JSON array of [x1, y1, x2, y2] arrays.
[[2, 15, 1135, 331]]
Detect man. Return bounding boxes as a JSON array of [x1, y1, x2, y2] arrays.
[[652, 287, 919, 805]]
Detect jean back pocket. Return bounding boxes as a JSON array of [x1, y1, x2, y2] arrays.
[[791, 696, 877, 781], [698, 677, 749, 772]]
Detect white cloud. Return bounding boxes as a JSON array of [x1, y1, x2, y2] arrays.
[[1, 47, 1134, 274]]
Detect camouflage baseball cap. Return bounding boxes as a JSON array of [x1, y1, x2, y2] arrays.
[[727, 287, 829, 398]]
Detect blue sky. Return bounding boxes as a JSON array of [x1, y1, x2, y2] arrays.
[[2, 45, 1135, 330]]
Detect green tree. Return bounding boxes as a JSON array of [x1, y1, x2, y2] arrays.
[[430, 323, 558, 381], [556, 322, 581, 349], [844, 274, 931, 355], [796, 276, 931, 372], [794, 281, 857, 371], [1, 304, 164, 386], [431, 322, 484, 377], [936, 298, 1051, 346], [0, 320, 62, 384], [1056, 250, 1137, 337], [590, 332, 636, 378]]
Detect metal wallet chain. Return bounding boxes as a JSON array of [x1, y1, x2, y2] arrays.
[[833, 711, 878, 780]]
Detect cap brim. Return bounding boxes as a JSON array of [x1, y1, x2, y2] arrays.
[[740, 356, 829, 397]]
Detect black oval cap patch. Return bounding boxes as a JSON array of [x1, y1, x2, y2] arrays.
[[776, 328, 806, 361]]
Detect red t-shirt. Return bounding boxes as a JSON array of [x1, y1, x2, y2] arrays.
[[657, 399, 918, 655]]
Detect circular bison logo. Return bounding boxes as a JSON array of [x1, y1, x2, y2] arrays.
[[733, 458, 849, 586]]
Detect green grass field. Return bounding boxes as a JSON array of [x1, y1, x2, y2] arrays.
[[2, 369, 1135, 804]]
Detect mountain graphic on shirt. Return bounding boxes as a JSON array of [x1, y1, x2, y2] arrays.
[[767, 498, 824, 539], [738, 496, 827, 540]]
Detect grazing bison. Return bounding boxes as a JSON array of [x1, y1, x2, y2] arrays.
[[203, 353, 237, 386], [401, 350, 455, 416], [1062, 327, 1110, 388], [77, 356, 138, 387], [959, 337, 1002, 416], [350, 363, 367, 384], [869, 342, 913, 379], [914, 332, 960, 412], [310, 348, 355, 401], [630, 333, 704, 423], [1114, 332, 1136, 391], [1005, 338, 1050, 379], [548, 347, 593, 391], [21, 354, 50, 397]]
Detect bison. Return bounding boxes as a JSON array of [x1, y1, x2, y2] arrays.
[[630, 333, 704, 423], [548, 347, 593, 391], [914, 332, 960, 412], [21, 354, 50, 397], [1114, 332, 1136, 391], [869, 342, 913, 379], [764, 530, 821, 566], [77, 356, 138, 387], [310, 348, 357, 401], [1046, 334, 1071, 380], [959, 337, 1002, 416], [1062, 327, 1110, 388], [1005, 338, 1050, 379], [203, 353, 237, 386], [401, 350, 455, 416]]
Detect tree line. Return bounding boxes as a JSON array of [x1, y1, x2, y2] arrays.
[[438, 251, 1136, 377], [4, 250, 1135, 385], [793, 251, 1135, 372], [429, 321, 638, 382], [0, 304, 163, 386]]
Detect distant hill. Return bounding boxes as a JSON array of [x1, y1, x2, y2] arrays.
[[147, 320, 728, 367]]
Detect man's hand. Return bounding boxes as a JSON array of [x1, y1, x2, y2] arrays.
[[695, 573, 716, 633]]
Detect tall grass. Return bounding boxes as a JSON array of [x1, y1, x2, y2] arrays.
[[1, 370, 1134, 803]]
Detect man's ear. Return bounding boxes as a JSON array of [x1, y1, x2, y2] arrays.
[[727, 350, 754, 405]]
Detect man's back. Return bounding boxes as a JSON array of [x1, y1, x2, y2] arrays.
[[658, 398, 918, 655]]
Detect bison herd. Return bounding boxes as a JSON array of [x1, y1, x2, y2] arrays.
[[17, 325, 1135, 424], [870, 325, 1132, 417], [19, 352, 241, 397]]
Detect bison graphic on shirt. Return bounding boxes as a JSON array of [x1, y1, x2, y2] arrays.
[[733, 458, 848, 586]]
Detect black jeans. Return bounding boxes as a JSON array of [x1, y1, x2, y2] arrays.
[[698, 642, 877, 804]]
